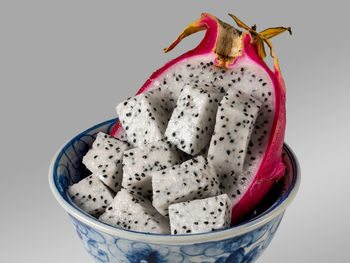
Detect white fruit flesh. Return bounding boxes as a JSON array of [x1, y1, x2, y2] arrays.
[[83, 132, 131, 192], [121, 140, 183, 197], [99, 189, 170, 234], [68, 175, 115, 217], [169, 194, 232, 234], [116, 87, 175, 148], [152, 156, 221, 216], [165, 84, 224, 155], [208, 89, 261, 202]]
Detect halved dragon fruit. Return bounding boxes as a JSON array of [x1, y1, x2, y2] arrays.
[[111, 13, 290, 223]]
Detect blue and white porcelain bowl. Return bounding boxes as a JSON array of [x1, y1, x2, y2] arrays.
[[49, 118, 300, 263]]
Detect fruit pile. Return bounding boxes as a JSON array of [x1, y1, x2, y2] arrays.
[[68, 13, 290, 235]]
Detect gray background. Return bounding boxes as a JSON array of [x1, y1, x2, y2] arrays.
[[1, 0, 349, 262]]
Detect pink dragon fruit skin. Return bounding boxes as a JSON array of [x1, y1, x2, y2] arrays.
[[111, 13, 289, 223]]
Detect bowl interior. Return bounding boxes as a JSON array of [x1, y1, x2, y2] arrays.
[[51, 118, 298, 232]]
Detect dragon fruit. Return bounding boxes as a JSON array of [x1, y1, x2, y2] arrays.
[[169, 194, 232, 234], [121, 140, 185, 197], [82, 132, 132, 192], [165, 84, 224, 155], [111, 13, 289, 223], [116, 87, 175, 148], [208, 88, 261, 199], [99, 189, 170, 234], [68, 175, 115, 217], [152, 156, 221, 216]]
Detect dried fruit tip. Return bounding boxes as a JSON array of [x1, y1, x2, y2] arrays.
[[228, 13, 292, 69]]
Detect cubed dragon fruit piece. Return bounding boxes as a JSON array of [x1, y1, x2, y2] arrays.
[[116, 87, 175, 148], [165, 84, 224, 156], [152, 156, 221, 216], [121, 140, 185, 197], [82, 132, 132, 192], [169, 194, 232, 234], [208, 88, 261, 181], [68, 175, 115, 217], [99, 189, 170, 234]]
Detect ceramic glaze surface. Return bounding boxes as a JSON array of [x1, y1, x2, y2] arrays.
[[70, 213, 283, 263], [50, 118, 299, 263]]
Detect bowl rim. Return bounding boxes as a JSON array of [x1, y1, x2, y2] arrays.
[[48, 118, 300, 245]]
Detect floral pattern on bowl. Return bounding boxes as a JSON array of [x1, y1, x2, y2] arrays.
[[70, 212, 283, 263]]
